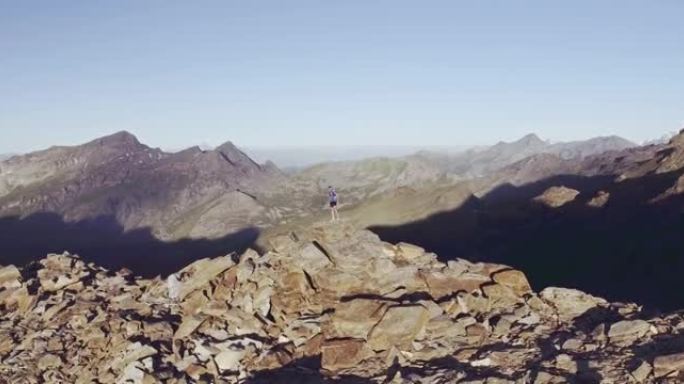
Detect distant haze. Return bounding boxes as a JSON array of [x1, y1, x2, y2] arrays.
[[243, 145, 471, 169]]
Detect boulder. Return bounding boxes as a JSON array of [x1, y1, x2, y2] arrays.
[[396, 242, 426, 262], [540, 287, 607, 321], [37, 254, 89, 292], [296, 242, 333, 273], [38, 354, 62, 370], [109, 343, 157, 373], [631, 361, 653, 382], [270, 270, 315, 320], [423, 271, 490, 299], [327, 299, 388, 339], [177, 256, 235, 299], [654, 352, 684, 378], [533, 186, 580, 208], [492, 269, 532, 296], [174, 315, 206, 340], [482, 283, 521, 309], [214, 349, 247, 373], [0, 265, 21, 288], [608, 320, 651, 344], [368, 305, 430, 351], [321, 339, 369, 372], [166, 273, 181, 301]]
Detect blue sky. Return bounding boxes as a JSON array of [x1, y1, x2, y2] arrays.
[[1, 1, 683, 153]]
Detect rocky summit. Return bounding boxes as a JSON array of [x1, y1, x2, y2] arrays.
[[2, 222, 684, 383]]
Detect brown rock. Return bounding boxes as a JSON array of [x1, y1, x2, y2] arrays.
[[297, 242, 333, 273], [177, 256, 235, 300], [37, 254, 89, 292], [631, 361, 653, 381], [214, 348, 247, 372], [608, 320, 650, 343], [38, 270, 83, 292], [533, 186, 580, 208], [109, 343, 157, 372], [540, 287, 608, 321], [321, 339, 368, 372], [396, 242, 426, 261], [38, 353, 62, 370], [0, 333, 14, 357], [327, 299, 388, 339], [492, 269, 532, 296], [0, 265, 21, 288], [654, 352, 684, 378], [270, 270, 315, 321], [269, 234, 298, 253], [174, 315, 206, 340], [2, 227, 681, 383], [368, 305, 429, 351], [423, 271, 490, 299], [481, 283, 521, 308], [1, 286, 35, 313]]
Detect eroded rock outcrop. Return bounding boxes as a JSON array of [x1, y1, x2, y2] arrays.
[[1, 222, 683, 383], [533, 186, 580, 208]]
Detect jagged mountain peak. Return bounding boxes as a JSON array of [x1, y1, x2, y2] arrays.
[[87, 130, 142, 148], [517, 133, 546, 146], [215, 140, 262, 169], [492, 133, 546, 149], [668, 128, 684, 147], [215, 140, 241, 154]]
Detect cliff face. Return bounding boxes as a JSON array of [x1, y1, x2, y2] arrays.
[[1, 222, 683, 383]]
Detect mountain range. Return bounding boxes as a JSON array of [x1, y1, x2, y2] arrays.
[[0, 131, 638, 243], [412, 133, 636, 177], [5, 129, 684, 381], [0, 131, 285, 240], [370, 130, 684, 309]]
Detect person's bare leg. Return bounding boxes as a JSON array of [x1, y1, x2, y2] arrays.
[[334, 207, 339, 221], [331, 207, 335, 222]]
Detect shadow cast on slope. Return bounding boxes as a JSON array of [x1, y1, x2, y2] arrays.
[[244, 356, 373, 384], [370, 172, 684, 311], [0, 212, 260, 278]]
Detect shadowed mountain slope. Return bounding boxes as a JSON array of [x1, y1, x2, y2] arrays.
[[370, 168, 684, 310], [0, 131, 286, 241], [369, 131, 684, 310], [0, 212, 260, 278]]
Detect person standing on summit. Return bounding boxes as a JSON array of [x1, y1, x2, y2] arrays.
[[328, 186, 340, 222]]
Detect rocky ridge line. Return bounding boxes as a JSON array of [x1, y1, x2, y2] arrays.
[[1, 223, 684, 383]]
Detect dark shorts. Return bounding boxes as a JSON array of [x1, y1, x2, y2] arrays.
[[329, 201, 337, 208]]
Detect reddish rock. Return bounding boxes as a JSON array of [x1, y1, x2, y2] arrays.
[[321, 339, 368, 372]]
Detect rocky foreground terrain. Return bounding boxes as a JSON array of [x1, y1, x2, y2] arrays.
[[2, 222, 684, 383]]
